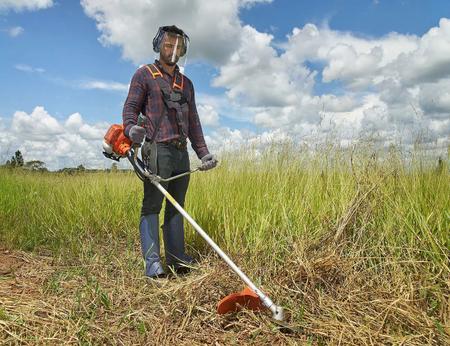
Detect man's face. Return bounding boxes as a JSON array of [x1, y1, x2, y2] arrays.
[[160, 33, 185, 66]]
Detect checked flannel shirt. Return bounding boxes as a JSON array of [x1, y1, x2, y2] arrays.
[[122, 60, 209, 159]]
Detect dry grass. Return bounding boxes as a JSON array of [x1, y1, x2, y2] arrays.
[[1, 235, 448, 345]]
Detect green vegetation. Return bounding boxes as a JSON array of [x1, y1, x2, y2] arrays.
[[0, 144, 448, 344]]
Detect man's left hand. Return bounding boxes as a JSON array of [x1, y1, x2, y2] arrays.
[[199, 154, 218, 171]]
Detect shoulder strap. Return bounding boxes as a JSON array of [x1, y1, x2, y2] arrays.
[[173, 72, 184, 91], [145, 64, 188, 141], [145, 64, 163, 79], [146, 63, 184, 91], [145, 64, 169, 143]]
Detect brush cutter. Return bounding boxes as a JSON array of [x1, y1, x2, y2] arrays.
[[102, 121, 285, 322]]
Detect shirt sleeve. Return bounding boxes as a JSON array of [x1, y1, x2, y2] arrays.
[[122, 68, 147, 138], [187, 82, 210, 159]]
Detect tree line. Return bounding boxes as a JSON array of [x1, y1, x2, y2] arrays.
[[2, 150, 122, 173], [4, 150, 48, 171]]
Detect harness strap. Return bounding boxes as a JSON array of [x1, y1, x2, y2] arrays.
[[146, 64, 184, 90], [145, 64, 188, 142], [145, 64, 163, 79]]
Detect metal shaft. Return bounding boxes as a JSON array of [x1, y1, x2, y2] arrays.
[[153, 181, 284, 321], [126, 149, 284, 320]]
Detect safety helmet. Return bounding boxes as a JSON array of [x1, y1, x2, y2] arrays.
[[152, 25, 190, 57]]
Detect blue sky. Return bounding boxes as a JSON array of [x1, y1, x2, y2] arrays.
[[1, 0, 449, 169]]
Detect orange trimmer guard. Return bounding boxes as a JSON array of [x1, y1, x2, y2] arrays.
[[217, 286, 266, 315]]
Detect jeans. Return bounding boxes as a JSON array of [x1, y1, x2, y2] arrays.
[[141, 143, 190, 217]]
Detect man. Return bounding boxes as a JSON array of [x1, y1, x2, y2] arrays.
[[122, 25, 217, 278]]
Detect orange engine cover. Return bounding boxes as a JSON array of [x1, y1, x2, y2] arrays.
[[104, 124, 132, 157]]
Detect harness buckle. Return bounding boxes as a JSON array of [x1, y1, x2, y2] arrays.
[[170, 91, 182, 102], [146, 64, 163, 79], [172, 75, 184, 91], [167, 138, 187, 150]]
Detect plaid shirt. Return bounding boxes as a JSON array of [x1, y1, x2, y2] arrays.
[[122, 60, 209, 159]]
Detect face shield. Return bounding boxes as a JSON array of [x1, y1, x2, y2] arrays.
[[153, 27, 190, 71]]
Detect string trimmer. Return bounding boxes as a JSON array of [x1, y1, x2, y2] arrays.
[[102, 118, 285, 323]]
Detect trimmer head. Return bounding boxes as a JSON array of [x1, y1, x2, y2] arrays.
[[218, 287, 298, 333], [217, 286, 265, 315]]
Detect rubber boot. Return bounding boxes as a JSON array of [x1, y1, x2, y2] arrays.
[[162, 213, 194, 274], [140, 214, 165, 278]]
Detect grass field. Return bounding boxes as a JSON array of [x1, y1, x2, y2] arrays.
[[0, 145, 449, 345]]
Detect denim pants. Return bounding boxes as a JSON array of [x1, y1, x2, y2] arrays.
[[141, 143, 190, 218]]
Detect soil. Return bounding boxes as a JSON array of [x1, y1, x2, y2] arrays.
[[0, 248, 24, 276]]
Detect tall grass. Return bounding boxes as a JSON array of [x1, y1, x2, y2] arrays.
[[0, 144, 448, 263], [0, 144, 448, 344]]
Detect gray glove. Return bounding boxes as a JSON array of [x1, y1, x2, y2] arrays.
[[129, 125, 146, 144], [199, 154, 218, 171]]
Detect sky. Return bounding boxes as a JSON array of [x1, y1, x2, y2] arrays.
[[0, 0, 449, 170]]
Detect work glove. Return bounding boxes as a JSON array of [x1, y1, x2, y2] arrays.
[[199, 154, 218, 171], [129, 125, 146, 144]]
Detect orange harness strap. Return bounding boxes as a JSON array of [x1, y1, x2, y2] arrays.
[[145, 64, 163, 79], [145, 64, 184, 91]]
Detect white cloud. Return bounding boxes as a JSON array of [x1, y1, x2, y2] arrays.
[[7, 26, 24, 37], [238, 0, 273, 9], [391, 18, 450, 85], [213, 25, 307, 107], [65, 112, 107, 139], [14, 64, 45, 73], [3, 106, 112, 170], [418, 78, 450, 118], [81, 0, 257, 65], [79, 80, 129, 92], [11, 106, 64, 141], [204, 126, 294, 157], [79, 1, 449, 150], [211, 20, 449, 150], [197, 104, 219, 127], [0, 0, 53, 12]]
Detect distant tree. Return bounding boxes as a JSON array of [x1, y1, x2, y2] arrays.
[[25, 160, 47, 171], [14, 150, 24, 167], [5, 150, 24, 167], [58, 167, 76, 175], [77, 164, 85, 171]]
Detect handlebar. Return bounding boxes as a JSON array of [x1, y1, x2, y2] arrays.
[[127, 147, 199, 183]]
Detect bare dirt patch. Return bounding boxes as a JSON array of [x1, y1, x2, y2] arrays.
[[0, 249, 24, 276]]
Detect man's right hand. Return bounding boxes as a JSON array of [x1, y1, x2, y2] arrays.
[[129, 125, 146, 144]]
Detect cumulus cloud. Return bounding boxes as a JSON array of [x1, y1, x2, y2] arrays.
[[76, 0, 272, 67], [418, 78, 450, 118], [197, 104, 220, 127], [283, 23, 419, 86], [11, 106, 64, 141], [6, 2, 446, 167], [211, 19, 449, 150], [0, 0, 53, 12], [390, 18, 450, 85], [81, 0, 258, 65], [2, 106, 112, 170]]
